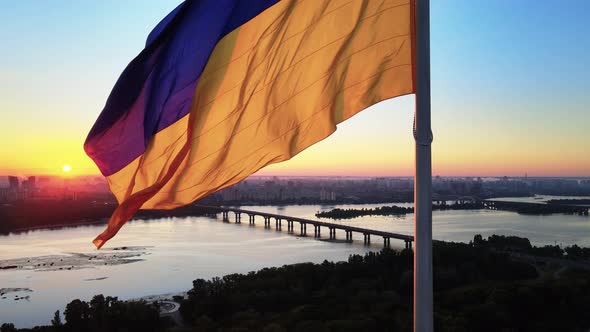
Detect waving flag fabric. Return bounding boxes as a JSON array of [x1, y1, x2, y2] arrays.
[[86, 0, 416, 249]]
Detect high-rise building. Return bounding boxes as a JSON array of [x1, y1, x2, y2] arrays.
[[8, 176, 19, 189], [22, 176, 37, 191], [28, 176, 36, 189]]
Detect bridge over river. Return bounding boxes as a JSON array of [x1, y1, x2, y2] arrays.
[[198, 205, 414, 249]]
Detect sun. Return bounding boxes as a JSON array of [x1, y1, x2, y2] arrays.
[[62, 164, 72, 173]]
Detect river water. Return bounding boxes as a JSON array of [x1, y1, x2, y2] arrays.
[[1, 197, 589, 327]]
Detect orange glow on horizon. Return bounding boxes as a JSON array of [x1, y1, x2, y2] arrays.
[[0, 102, 588, 178], [1, 144, 588, 178]]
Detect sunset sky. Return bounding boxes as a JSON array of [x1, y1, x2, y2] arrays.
[[0, 1, 588, 177]]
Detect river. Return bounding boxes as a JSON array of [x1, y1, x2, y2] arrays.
[[1, 197, 589, 328]]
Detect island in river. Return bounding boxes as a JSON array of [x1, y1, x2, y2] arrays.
[[316, 200, 589, 220]]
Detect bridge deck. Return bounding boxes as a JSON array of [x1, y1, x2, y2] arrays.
[[199, 205, 414, 242]]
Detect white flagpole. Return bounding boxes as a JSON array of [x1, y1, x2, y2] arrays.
[[413, 0, 433, 331]]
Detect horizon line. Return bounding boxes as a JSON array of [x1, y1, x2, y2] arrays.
[[1, 173, 589, 179]]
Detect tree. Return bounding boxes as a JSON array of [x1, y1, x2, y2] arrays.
[[64, 299, 89, 332], [565, 244, 583, 259], [473, 234, 484, 246], [51, 310, 63, 328], [89, 294, 106, 328], [0, 323, 16, 332]]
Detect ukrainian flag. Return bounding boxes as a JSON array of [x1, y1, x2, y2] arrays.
[[86, 0, 416, 248]]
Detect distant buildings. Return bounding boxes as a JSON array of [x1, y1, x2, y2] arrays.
[[214, 176, 590, 204], [0, 175, 113, 202], [214, 177, 414, 203], [319, 188, 336, 201], [0, 176, 30, 201], [1, 174, 589, 204]]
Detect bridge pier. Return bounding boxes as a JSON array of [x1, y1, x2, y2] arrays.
[[264, 216, 271, 229], [222, 211, 229, 222], [235, 212, 241, 224], [299, 223, 307, 236], [248, 214, 255, 225], [329, 228, 336, 240], [314, 225, 321, 238], [345, 230, 353, 242], [275, 218, 282, 230], [383, 237, 390, 248], [405, 240, 412, 250], [363, 233, 371, 245], [287, 220, 293, 233]]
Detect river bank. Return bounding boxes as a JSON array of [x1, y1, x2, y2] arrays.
[[2, 199, 590, 328], [3, 234, 590, 331], [0, 201, 219, 235]]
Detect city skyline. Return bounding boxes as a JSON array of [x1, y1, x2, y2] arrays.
[[1, 0, 589, 177]]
